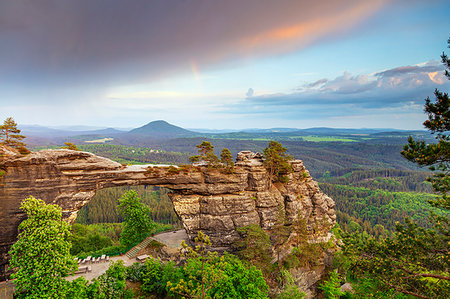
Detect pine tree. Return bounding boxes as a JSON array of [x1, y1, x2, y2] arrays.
[[263, 141, 293, 183], [0, 117, 25, 148], [220, 148, 234, 172], [344, 38, 450, 299], [62, 142, 80, 151], [189, 141, 219, 167]]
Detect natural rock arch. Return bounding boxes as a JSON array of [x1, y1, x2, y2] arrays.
[[0, 146, 335, 284]]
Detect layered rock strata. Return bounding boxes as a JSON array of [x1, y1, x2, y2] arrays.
[[0, 146, 335, 294]]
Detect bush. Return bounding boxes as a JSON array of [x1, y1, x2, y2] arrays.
[[126, 262, 145, 282], [91, 260, 128, 298]]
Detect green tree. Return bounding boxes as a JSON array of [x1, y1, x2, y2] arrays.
[[344, 39, 450, 299], [220, 148, 235, 172], [118, 190, 156, 247], [8, 196, 77, 298], [278, 270, 305, 299], [189, 141, 219, 167], [62, 142, 80, 151], [401, 66, 450, 209], [168, 232, 268, 299], [263, 141, 293, 183], [234, 224, 273, 275], [0, 117, 26, 148], [89, 260, 131, 299], [272, 205, 291, 272]]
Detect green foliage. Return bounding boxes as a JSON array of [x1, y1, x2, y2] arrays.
[[319, 168, 433, 193], [70, 223, 113, 256], [62, 142, 80, 151], [283, 215, 324, 270], [343, 218, 449, 298], [0, 117, 26, 148], [141, 258, 184, 295], [160, 232, 269, 299], [319, 271, 344, 298], [341, 40, 450, 299], [401, 39, 450, 210], [66, 277, 90, 299], [9, 196, 77, 298], [167, 165, 181, 174], [234, 224, 273, 275], [320, 183, 445, 232], [126, 262, 145, 282], [272, 205, 291, 271], [190, 140, 220, 167], [118, 190, 156, 247], [78, 143, 191, 165], [89, 260, 129, 299], [76, 186, 180, 226], [220, 147, 235, 172], [263, 140, 293, 183], [277, 270, 305, 299]]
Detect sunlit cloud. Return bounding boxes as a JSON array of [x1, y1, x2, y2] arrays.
[[230, 61, 449, 120], [240, 1, 386, 53]]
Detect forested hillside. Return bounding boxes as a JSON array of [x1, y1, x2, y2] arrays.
[[78, 144, 190, 165], [76, 185, 180, 227]]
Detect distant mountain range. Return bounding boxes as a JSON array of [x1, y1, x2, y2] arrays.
[[19, 125, 124, 138], [19, 120, 429, 147]]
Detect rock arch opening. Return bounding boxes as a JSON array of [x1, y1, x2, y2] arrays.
[[0, 148, 336, 282], [75, 185, 181, 228]]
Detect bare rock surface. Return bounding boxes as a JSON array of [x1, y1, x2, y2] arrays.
[[0, 145, 336, 293]]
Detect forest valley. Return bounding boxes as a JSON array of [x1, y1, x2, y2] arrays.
[[2, 42, 449, 299]]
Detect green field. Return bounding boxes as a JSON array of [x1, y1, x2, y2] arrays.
[[299, 135, 358, 142]]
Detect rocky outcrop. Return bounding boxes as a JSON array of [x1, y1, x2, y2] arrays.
[[0, 146, 335, 294]]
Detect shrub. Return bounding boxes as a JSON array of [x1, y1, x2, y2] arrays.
[[126, 262, 145, 282]]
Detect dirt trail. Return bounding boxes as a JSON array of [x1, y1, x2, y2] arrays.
[[66, 229, 188, 282]]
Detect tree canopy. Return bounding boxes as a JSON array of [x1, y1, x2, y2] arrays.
[[62, 142, 80, 151], [0, 117, 25, 148], [342, 38, 450, 299], [189, 141, 219, 167], [263, 141, 293, 183], [118, 190, 156, 247], [9, 196, 77, 298]]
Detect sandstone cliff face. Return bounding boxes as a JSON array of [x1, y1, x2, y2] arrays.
[[0, 146, 335, 294]]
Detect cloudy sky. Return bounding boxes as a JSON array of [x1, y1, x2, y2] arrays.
[[1, 0, 449, 130]]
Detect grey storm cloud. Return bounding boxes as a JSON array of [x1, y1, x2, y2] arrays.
[[0, 0, 387, 87], [233, 61, 449, 117]]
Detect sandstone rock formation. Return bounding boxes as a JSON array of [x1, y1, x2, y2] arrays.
[[0, 146, 335, 294]]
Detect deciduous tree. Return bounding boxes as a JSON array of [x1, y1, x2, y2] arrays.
[[168, 232, 268, 299], [9, 196, 77, 298], [118, 190, 156, 247]]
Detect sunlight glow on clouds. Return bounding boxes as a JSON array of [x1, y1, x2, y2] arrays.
[[232, 61, 449, 124], [0, 0, 449, 129]]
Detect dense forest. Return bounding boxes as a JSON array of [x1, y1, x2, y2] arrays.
[[76, 185, 181, 227], [78, 144, 191, 165]]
